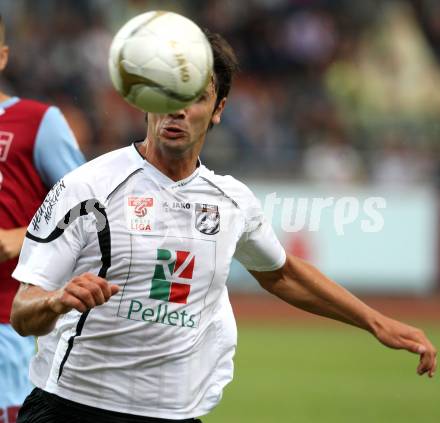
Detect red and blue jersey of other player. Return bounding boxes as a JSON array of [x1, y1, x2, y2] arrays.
[[0, 96, 85, 323]]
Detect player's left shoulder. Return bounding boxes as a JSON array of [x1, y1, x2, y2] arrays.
[[198, 166, 260, 211]]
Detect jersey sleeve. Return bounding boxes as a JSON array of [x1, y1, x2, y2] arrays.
[[12, 177, 92, 291], [233, 189, 286, 272], [34, 106, 86, 188]]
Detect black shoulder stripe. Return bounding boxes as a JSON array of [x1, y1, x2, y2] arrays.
[[95, 203, 111, 278], [199, 176, 240, 208], [29, 199, 113, 381], [27, 200, 97, 243]]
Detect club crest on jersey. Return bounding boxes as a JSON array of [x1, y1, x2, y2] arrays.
[[127, 196, 154, 231], [195, 203, 220, 235], [0, 131, 13, 162]]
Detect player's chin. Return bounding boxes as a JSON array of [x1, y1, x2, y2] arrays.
[[159, 132, 189, 146], [159, 135, 192, 152]]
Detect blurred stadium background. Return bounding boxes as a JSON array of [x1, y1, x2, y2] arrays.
[[0, 0, 439, 422]]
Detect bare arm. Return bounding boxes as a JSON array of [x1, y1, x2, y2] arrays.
[[251, 254, 437, 378], [0, 227, 27, 262], [11, 273, 119, 337]]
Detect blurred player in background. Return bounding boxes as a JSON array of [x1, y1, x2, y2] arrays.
[[0, 14, 85, 423], [9, 28, 437, 423]]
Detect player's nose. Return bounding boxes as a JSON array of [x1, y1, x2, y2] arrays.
[[168, 108, 187, 119]]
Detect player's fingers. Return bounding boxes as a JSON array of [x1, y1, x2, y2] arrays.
[[99, 280, 113, 300], [91, 280, 119, 301], [81, 273, 119, 299], [81, 273, 114, 301], [74, 273, 108, 301], [417, 355, 427, 375], [402, 339, 426, 355], [53, 289, 89, 314], [62, 295, 89, 313], [65, 284, 97, 309], [98, 279, 117, 300], [110, 284, 120, 296], [417, 358, 431, 376], [417, 346, 437, 377], [76, 280, 106, 305]]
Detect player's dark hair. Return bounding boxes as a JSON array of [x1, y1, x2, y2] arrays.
[[204, 29, 239, 110]]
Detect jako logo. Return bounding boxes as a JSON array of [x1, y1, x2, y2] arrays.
[[149, 249, 195, 304]]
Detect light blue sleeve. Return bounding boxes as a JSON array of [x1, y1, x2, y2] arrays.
[[34, 106, 86, 188]]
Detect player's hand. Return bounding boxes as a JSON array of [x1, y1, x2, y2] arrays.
[[0, 227, 27, 263], [48, 273, 120, 315], [372, 315, 437, 377]]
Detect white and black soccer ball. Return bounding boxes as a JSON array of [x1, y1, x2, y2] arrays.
[[108, 11, 213, 113]]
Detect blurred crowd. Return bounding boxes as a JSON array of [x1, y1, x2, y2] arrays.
[[1, 0, 439, 185]]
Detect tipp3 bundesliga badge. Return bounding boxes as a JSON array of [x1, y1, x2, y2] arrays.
[[127, 196, 154, 232]]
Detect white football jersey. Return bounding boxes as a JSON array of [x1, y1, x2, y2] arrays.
[[13, 143, 286, 420]]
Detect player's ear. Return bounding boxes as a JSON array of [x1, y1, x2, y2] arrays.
[[211, 97, 226, 126], [0, 45, 9, 72]]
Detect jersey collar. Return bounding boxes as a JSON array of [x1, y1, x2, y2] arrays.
[[132, 142, 201, 189]]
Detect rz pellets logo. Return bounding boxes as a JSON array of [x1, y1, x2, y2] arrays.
[[149, 248, 195, 304], [122, 248, 199, 328]]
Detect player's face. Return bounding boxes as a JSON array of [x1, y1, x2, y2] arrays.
[[146, 79, 226, 156]]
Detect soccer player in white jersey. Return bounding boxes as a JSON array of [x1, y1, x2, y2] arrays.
[[10, 30, 437, 423]]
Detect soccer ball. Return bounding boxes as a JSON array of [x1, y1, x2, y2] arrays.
[[108, 11, 213, 113]]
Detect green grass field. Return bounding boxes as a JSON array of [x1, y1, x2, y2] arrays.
[[204, 323, 440, 423]]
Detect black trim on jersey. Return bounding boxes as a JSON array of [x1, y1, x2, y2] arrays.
[[26, 200, 104, 243], [199, 176, 239, 208], [133, 140, 146, 160], [25, 199, 111, 382], [59, 200, 111, 381], [57, 309, 91, 381], [95, 202, 111, 278], [106, 167, 143, 201]]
